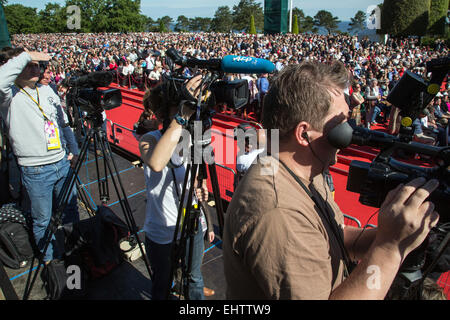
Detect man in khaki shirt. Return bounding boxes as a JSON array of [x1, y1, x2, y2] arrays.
[[223, 62, 440, 300]]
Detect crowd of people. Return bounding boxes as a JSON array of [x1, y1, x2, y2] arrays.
[[8, 32, 450, 145], [1, 31, 449, 301]]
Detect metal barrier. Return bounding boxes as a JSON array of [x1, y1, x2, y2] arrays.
[[343, 214, 362, 228], [207, 163, 236, 203], [437, 271, 450, 298]]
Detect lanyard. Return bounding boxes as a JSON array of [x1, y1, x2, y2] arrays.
[[278, 159, 355, 277], [19, 86, 50, 121]]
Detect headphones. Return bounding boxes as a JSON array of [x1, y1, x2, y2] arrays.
[[302, 132, 309, 140]]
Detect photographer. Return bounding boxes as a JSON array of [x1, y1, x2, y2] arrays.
[[0, 49, 79, 263], [138, 75, 215, 300], [223, 62, 440, 300]]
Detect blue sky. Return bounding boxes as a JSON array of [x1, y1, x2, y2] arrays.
[[7, 0, 382, 21]]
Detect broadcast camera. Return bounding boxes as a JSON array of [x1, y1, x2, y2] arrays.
[[163, 48, 274, 112], [327, 55, 450, 221], [328, 122, 449, 222], [64, 71, 122, 124], [387, 55, 450, 141]]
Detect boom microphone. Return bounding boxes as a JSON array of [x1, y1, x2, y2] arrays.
[[166, 48, 275, 74], [221, 56, 275, 74]]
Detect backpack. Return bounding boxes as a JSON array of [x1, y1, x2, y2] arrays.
[[41, 206, 129, 300], [0, 203, 34, 269]]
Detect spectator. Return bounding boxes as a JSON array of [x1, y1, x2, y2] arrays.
[[0, 49, 79, 263], [350, 81, 364, 126]]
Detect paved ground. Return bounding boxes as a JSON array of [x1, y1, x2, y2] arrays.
[[1, 147, 226, 300]]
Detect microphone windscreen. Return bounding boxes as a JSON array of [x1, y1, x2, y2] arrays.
[[221, 56, 275, 74]]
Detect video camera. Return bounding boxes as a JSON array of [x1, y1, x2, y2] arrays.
[[163, 48, 274, 112], [64, 71, 122, 121], [327, 55, 450, 221], [387, 55, 450, 140], [328, 122, 450, 222]]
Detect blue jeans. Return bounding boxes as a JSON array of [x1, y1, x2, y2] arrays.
[[20, 157, 79, 262], [145, 222, 205, 300]]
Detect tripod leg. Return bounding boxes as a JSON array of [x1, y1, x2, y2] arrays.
[[207, 164, 225, 237], [95, 129, 153, 280]]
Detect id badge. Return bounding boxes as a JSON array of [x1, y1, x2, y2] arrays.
[[44, 120, 61, 151]]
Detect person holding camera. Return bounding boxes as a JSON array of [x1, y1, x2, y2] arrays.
[[0, 48, 79, 263], [222, 61, 440, 300], [138, 75, 215, 300]]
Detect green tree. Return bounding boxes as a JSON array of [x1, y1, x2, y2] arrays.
[[211, 6, 233, 33], [428, 0, 449, 35], [175, 15, 190, 32], [249, 14, 256, 34], [232, 0, 264, 33], [188, 17, 211, 32], [302, 15, 318, 33], [158, 20, 167, 33], [145, 16, 158, 32], [104, 0, 146, 32], [381, 0, 430, 37], [37, 2, 66, 33], [157, 15, 173, 32], [287, 7, 304, 28], [292, 15, 299, 34], [348, 10, 366, 34], [4, 4, 40, 34], [314, 10, 340, 34]]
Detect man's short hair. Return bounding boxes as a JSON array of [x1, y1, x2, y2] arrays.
[[262, 61, 349, 139]]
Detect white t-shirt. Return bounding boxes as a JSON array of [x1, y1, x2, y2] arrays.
[[236, 148, 265, 173], [143, 130, 206, 244]]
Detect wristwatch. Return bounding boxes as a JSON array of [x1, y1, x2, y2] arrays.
[[174, 113, 187, 126]]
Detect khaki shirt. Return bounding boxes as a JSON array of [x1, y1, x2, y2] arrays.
[[223, 156, 347, 300]]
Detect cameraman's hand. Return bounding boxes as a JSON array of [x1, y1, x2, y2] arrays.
[[179, 74, 203, 120], [375, 177, 440, 259], [24, 48, 51, 62]]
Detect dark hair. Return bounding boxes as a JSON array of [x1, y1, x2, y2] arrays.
[[262, 61, 350, 139], [0, 47, 25, 66]]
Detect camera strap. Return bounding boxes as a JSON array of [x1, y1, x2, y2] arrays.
[[278, 159, 355, 278]]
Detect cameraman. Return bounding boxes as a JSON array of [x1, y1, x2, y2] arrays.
[[0, 49, 79, 263], [138, 75, 214, 300], [223, 62, 440, 300]]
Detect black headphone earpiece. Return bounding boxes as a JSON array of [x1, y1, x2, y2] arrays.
[[302, 132, 309, 140]]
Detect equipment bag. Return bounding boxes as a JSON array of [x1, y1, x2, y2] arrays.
[[0, 221, 34, 269], [40, 259, 69, 300], [0, 203, 33, 269], [61, 205, 129, 280]]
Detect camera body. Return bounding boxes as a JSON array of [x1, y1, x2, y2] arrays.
[[327, 123, 450, 222], [65, 71, 122, 122]]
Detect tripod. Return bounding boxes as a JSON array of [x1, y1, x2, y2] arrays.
[[166, 110, 225, 300], [22, 111, 152, 300]]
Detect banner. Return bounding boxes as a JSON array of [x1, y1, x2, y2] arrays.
[[0, 5, 11, 49], [264, 0, 288, 34]]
